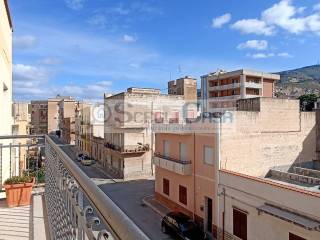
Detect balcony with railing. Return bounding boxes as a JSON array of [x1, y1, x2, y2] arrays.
[[209, 82, 240, 91], [104, 142, 150, 154], [153, 153, 192, 175], [0, 135, 150, 240]]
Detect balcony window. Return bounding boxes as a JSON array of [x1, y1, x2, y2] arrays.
[[179, 185, 187, 205], [154, 112, 164, 123], [169, 111, 179, 123], [179, 142, 187, 162], [163, 178, 170, 196], [203, 145, 214, 165], [163, 140, 170, 158]]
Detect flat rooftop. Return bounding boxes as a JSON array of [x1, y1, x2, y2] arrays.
[[202, 69, 280, 80], [266, 160, 320, 194]]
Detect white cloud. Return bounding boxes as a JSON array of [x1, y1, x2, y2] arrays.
[[237, 40, 268, 50], [13, 64, 48, 82], [278, 52, 293, 58], [13, 35, 37, 49], [231, 0, 320, 36], [247, 53, 275, 59], [13, 64, 50, 99], [231, 19, 275, 36], [212, 13, 232, 28], [65, 0, 85, 10], [123, 34, 137, 43], [61, 81, 112, 99], [262, 0, 306, 34]]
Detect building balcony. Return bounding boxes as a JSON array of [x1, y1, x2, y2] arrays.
[[153, 153, 192, 175], [209, 83, 240, 91], [169, 118, 179, 123], [209, 95, 241, 101], [0, 134, 149, 240], [104, 142, 150, 154], [244, 82, 262, 89], [245, 94, 260, 98]]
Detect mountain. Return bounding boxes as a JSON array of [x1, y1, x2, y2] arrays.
[[275, 65, 320, 97]]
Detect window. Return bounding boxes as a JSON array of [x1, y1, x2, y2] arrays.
[[154, 112, 163, 123], [179, 185, 187, 205], [289, 233, 306, 240], [179, 142, 187, 161], [203, 145, 214, 165], [233, 208, 247, 240], [169, 111, 179, 123], [187, 110, 195, 119], [163, 178, 169, 195], [163, 140, 170, 157]]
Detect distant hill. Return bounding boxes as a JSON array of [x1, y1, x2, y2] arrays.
[[275, 65, 320, 97]]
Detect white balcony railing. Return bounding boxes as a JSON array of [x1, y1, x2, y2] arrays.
[[153, 154, 192, 175], [209, 83, 240, 91], [245, 82, 262, 89]]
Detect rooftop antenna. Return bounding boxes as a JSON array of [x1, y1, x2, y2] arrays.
[[178, 65, 182, 74]]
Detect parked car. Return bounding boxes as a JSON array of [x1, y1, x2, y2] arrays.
[[77, 153, 84, 162], [161, 212, 205, 240], [81, 156, 95, 166]]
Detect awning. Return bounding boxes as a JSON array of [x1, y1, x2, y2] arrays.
[[257, 204, 320, 231]]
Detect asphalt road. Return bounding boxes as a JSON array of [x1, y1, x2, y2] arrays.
[[50, 136, 173, 240]]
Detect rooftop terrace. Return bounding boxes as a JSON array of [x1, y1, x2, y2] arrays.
[[266, 160, 320, 194]]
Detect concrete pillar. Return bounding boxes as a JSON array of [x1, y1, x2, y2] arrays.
[[240, 74, 246, 98]]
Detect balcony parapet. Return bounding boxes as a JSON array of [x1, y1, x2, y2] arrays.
[[45, 135, 149, 240], [104, 142, 150, 154], [153, 153, 192, 175], [209, 83, 240, 91]]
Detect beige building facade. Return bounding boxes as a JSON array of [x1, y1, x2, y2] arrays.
[[0, 0, 13, 186], [12, 102, 31, 175], [104, 79, 197, 180], [201, 69, 280, 113], [153, 97, 320, 239]]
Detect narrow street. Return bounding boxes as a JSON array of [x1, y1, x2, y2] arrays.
[[50, 136, 173, 240]]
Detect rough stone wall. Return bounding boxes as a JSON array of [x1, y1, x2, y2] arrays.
[[220, 98, 316, 177]]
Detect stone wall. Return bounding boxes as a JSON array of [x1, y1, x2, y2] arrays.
[[220, 98, 316, 177]]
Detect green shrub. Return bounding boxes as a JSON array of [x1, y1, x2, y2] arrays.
[[4, 176, 32, 185]]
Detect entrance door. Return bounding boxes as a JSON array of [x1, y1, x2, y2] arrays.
[[206, 197, 213, 233]]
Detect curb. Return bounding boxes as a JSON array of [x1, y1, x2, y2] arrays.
[[142, 195, 166, 217]]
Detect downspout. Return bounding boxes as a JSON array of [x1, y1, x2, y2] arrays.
[[215, 117, 222, 239], [193, 132, 196, 222], [222, 188, 226, 240]]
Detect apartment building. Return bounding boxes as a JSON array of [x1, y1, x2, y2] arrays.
[[0, 0, 13, 185], [104, 78, 197, 180], [12, 102, 31, 175], [76, 103, 104, 159], [31, 100, 48, 134], [58, 97, 77, 144], [201, 69, 280, 113], [153, 97, 319, 239], [31, 96, 75, 136]]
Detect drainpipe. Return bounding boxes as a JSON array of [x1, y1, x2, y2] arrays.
[[216, 117, 222, 239], [193, 132, 196, 222], [222, 188, 226, 240]]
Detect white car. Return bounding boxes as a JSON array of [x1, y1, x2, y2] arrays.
[[81, 157, 95, 166]]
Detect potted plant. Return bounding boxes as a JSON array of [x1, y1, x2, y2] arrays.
[[3, 176, 35, 208]]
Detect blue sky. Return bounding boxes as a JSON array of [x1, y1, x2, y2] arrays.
[[11, 0, 320, 101]]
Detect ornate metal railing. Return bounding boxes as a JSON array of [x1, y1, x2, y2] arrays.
[[45, 135, 149, 240]]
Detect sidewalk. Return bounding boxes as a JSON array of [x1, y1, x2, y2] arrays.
[[0, 188, 48, 240], [142, 195, 170, 217]]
